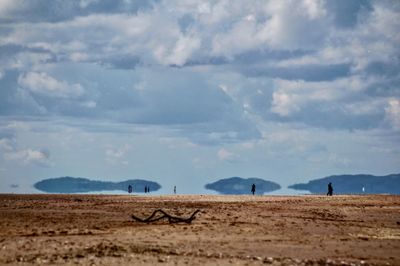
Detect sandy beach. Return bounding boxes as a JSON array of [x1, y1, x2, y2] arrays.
[[0, 194, 399, 265]]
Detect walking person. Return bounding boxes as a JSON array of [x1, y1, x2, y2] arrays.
[[251, 183, 256, 195], [327, 182, 333, 196]]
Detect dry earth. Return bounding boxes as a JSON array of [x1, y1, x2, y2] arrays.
[[0, 194, 399, 265]]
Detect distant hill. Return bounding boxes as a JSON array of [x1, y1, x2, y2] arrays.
[[34, 176, 161, 193], [205, 177, 281, 195], [288, 174, 400, 195]]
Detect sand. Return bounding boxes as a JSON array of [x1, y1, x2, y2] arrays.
[[0, 194, 399, 265]]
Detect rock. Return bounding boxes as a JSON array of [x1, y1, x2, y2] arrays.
[[264, 257, 274, 263]]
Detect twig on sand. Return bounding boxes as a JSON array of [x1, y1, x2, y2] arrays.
[[131, 209, 201, 224]]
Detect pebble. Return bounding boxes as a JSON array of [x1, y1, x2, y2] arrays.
[[264, 257, 274, 263]]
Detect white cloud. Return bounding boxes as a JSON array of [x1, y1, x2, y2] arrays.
[[217, 148, 239, 162], [0, 0, 398, 185], [385, 98, 400, 130], [18, 72, 84, 98], [276, 2, 400, 74], [0, 0, 22, 17], [105, 144, 131, 164], [79, 0, 99, 9], [0, 0, 400, 198], [209, 0, 331, 57], [269, 74, 390, 123], [163, 35, 201, 66], [70, 52, 89, 62], [0, 0, 396, 73], [212, 16, 259, 57], [271, 79, 343, 117], [261, 0, 328, 49], [241, 142, 255, 149], [271, 91, 300, 117], [0, 138, 14, 152], [0, 1, 327, 66], [0, 122, 49, 168], [0, 0, 396, 136], [4, 148, 50, 167]]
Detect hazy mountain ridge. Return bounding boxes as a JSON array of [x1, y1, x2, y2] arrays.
[[289, 174, 400, 194], [34, 176, 161, 193], [205, 177, 281, 195]]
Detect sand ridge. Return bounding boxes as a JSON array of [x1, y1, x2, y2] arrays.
[[0, 194, 399, 265]]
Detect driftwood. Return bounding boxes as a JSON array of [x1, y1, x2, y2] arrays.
[[131, 209, 201, 224]]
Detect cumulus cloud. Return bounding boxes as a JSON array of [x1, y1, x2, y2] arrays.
[[0, 0, 156, 23], [4, 148, 50, 167], [0, 138, 15, 152], [385, 98, 400, 130], [0, 0, 399, 194], [260, 0, 329, 49], [18, 72, 84, 98], [239, 65, 395, 130], [163, 35, 201, 66], [0, 124, 18, 152], [0, 1, 333, 68], [0, 0, 398, 140], [270, 79, 345, 117], [0, 122, 50, 167], [1, 0, 397, 73]]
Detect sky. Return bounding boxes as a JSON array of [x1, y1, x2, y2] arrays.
[[0, 0, 399, 194]]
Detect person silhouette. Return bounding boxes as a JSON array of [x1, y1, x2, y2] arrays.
[[128, 185, 132, 194], [251, 184, 256, 195], [174, 186, 176, 194], [327, 182, 333, 196]]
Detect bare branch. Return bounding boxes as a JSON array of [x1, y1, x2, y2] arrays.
[[131, 209, 201, 224]]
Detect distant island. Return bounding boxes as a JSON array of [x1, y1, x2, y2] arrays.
[[205, 177, 281, 195], [288, 174, 400, 195], [34, 176, 161, 193]]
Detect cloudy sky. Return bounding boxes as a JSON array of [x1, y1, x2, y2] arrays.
[[0, 0, 399, 194]]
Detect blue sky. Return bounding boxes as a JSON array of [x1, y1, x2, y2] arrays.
[[0, 0, 399, 194]]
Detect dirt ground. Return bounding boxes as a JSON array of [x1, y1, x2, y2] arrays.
[[0, 194, 399, 265]]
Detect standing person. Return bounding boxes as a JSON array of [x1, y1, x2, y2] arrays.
[[128, 185, 132, 194], [174, 186, 176, 194], [251, 184, 256, 195], [327, 182, 333, 196], [144, 186, 147, 193]]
